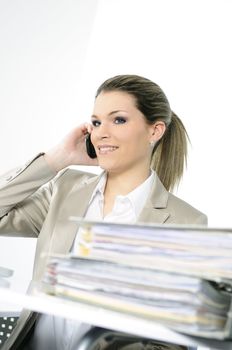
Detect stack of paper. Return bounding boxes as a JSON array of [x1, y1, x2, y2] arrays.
[[41, 219, 232, 338]]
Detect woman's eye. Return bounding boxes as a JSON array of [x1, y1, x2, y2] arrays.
[[114, 117, 127, 124], [92, 120, 101, 127]]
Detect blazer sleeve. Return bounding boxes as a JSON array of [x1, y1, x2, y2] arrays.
[[0, 153, 57, 237]]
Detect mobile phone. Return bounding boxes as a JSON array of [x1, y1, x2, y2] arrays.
[[85, 133, 97, 159]]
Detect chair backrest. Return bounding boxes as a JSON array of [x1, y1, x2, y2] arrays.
[[76, 326, 192, 350]]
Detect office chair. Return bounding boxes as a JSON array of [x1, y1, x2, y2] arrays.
[[0, 318, 196, 349], [76, 326, 194, 350], [0, 317, 18, 348]]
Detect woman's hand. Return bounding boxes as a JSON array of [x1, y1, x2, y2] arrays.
[[44, 124, 98, 172]]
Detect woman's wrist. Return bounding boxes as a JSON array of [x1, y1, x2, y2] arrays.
[[44, 148, 66, 173]]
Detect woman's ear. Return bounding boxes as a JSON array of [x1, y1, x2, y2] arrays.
[[149, 121, 166, 143]]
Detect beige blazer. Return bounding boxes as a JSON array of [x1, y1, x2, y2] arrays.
[[0, 154, 207, 349]]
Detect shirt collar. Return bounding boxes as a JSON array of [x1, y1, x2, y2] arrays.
[[88, 170, 155, 219], [126, 170, 155, 218], [88, 171, 107, 204]]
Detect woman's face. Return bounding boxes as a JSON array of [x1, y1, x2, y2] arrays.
[[91, 91, 163, 175]]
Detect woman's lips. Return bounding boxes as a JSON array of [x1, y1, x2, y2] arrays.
[[97, 145, 119, 154]]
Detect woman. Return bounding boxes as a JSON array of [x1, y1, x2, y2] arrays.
[[0, 75, 207, 349]]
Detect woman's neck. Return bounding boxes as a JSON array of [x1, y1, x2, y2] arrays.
[[106, 168, 150, 196], [102, 167, 150, 217]]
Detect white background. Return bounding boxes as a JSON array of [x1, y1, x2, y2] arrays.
[[0, 0, 99, 293], [0, 0, 232, 302]]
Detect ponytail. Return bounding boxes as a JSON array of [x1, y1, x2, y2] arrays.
[[150, 112, 189, 192]]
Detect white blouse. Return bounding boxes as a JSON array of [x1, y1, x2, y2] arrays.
[[29, 171, 155, 350]]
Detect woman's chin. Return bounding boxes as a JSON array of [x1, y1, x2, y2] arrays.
[[98, 162, 118, 173]]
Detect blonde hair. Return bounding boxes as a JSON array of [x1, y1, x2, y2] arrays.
[[96, 75, 189, 191]]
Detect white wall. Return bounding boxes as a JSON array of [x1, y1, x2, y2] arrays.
[[0, 0, 99, 171], [1, 0, 232, 292], [1, 0, 231, 225], [80, 0, 232, 228], [0, 0, 99, 292]]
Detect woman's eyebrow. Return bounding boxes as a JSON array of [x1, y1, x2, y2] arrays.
[[91, 110, 128, 118]]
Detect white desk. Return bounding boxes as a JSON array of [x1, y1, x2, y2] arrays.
[[0, 286, 232, 350], [0, 237, 231, 350]]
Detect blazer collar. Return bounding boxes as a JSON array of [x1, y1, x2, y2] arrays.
[[78, 171, 171, 224], [138, 172, 170, 224], [50, 173, 102, 255], [51, 172, 170, 255]]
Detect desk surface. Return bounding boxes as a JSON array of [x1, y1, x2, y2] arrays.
[[0, 286, 232, 350]]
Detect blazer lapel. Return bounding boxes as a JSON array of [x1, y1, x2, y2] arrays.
[[50, 172, 170, 254], [138, 172, 170, 224], [50, 174, 101, 254]]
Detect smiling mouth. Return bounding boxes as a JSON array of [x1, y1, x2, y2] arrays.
[[98, 146, 118, 154]]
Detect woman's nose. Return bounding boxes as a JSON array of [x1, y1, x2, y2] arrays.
[[96, 123, 110, 139]]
